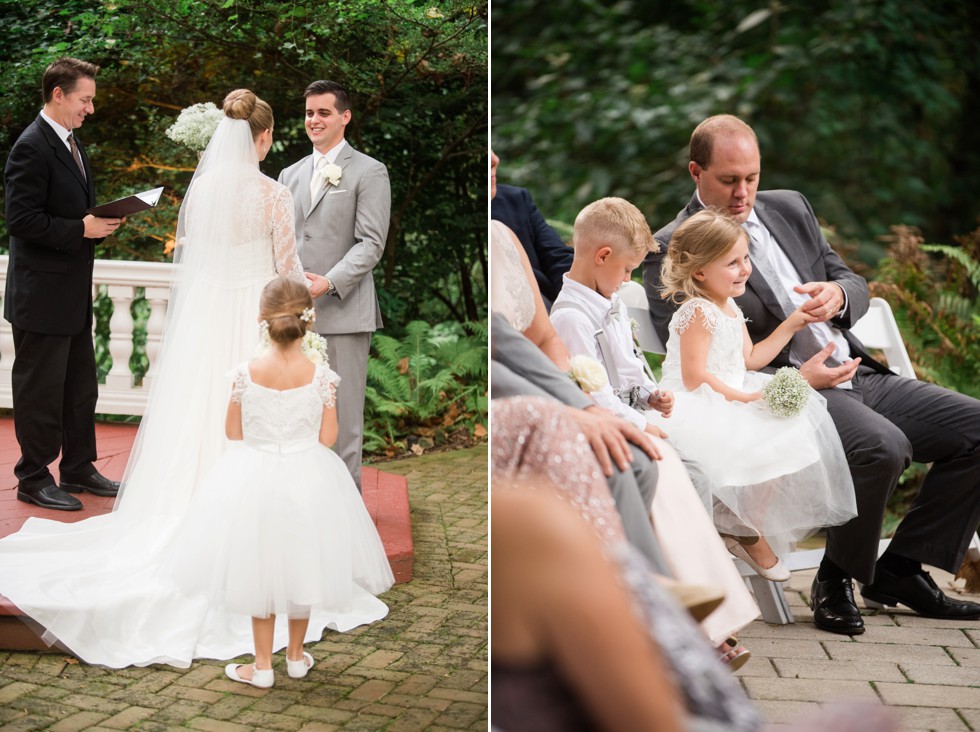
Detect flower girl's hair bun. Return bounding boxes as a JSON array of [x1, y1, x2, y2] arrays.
[[259, 278, 315, 345], [660, 207, 747, 304], [222, 88, 274, 141]]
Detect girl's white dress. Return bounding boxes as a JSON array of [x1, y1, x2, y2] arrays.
[[168, 363, 394, 621], [656, 298, 857, 549]]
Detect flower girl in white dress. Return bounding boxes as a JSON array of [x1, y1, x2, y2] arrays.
[[656, 209, 856, 580], [168, 278, 394, 688]]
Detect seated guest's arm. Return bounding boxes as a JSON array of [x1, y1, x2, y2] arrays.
[[522, 189, 574, 301], [643, 233, 675, 345]]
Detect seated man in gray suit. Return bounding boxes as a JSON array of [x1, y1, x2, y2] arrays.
[[491, 313, 669, 573], [643, 114, 980, 634]]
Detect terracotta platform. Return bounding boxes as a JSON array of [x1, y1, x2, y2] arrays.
[[0, 416, 412, 651]]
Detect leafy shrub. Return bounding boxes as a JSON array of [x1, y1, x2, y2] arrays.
[[364, 319, 488, 457]]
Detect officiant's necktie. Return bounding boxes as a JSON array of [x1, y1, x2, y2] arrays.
[[746, 227, 838, 367], [68, 133, 86, 180], [310, 156, 326, 201]]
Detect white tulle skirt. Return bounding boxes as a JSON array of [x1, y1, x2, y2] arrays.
[[167, 441, 393, 620], [650, 371, 856, 553]]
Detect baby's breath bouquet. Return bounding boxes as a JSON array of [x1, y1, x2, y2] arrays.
[[166, 102, 223, 152], [762, 367, 811, 417], [568, 355, 609, 393], [301, 332, 329, 366]]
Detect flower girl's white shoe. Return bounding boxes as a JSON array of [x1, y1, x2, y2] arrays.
[[225, 663, 274, 688], [724, 537, 791, 582], [286, 651, 315, 679]]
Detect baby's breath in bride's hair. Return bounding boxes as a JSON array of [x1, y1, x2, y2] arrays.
[[166, 102, 223, 152], [762, 367, 811, 417]]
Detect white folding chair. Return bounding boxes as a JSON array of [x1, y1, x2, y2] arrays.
[[849, 297, 916, 378]]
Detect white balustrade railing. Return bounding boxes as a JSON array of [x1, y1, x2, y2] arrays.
[[0, 255, 176, 416]]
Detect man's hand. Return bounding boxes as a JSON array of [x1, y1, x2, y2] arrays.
[[799, 342, 861, 389], [305, 272, 332, 298], [564, 405, 661, 477], [83, 215, 124, 238], [795, 281, 845, 323], [648, 389, 674, 418]]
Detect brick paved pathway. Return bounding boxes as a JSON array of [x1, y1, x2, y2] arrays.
[[736, 565, 980, 731], [0, 445, 488, 731]]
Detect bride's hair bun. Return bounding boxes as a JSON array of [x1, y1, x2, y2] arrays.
[[222, 88, 274, 141], [260, 278, 315, 345], [223, 89, 257, 120]]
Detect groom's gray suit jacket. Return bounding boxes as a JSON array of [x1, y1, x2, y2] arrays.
[[278, 143, 391, 334]]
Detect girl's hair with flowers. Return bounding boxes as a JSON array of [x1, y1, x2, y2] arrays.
[[260, 278, 314, 345], [660, 207, 747, 304]]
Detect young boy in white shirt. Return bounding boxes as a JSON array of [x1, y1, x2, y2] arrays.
[[550, 197, 673, 439]]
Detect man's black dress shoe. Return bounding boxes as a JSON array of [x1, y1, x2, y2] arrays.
[[810, 575, 865, 635], [60, 470, 120, 497], [17, 481, 83, 511], [861, 566, 980, 620]]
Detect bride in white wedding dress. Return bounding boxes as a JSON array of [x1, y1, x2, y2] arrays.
[[0, 89, 393, 668]]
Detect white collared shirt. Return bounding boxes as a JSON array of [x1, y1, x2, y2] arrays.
[[741, 208, 852, 365], [550, 275, 659, 430], [39, 110, 74, 151], [311, 139, 347, 169]]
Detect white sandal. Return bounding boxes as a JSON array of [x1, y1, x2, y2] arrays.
[[286, 651, 315, 679], [225, 663, 274, 688]]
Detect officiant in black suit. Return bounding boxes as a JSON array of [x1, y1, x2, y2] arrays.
[[4, 57, 125, 511], [644, 114, 980, 634]]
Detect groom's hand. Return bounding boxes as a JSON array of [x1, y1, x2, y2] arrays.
[[306, 273, 331, 298]]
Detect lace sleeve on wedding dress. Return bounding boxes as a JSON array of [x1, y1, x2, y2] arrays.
[[674, 298, 721, 335], [227, 363, 250, 403], [313, 365, 342, 408], [269, 184, 306, 284]]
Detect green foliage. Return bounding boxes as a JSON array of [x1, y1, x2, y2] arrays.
[[870, 225, 980, 398], [364, 319, 487, 456], [492, 0, 980, 254], [1, 0, 488, 326]]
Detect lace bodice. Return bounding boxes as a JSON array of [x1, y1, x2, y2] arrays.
[[228, 363, 340, 453], [182, 170, 305, 286], [490, 220, 536, 332], [660, 298, 748, 391]]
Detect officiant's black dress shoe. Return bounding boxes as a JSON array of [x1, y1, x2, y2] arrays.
[[17, 481, 83, 511], [60, 470, 120, 498], [810, 575, 865, 635], [861, 566, 980, 620]]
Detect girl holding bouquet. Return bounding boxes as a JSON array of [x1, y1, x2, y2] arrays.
[[657, 208, 856, 580]]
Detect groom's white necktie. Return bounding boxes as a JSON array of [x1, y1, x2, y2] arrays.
[[310, 156, 326, 201]]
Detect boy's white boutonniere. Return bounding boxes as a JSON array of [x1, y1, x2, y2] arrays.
[[301, 331, 329, 366], [568, 355, 609, 393], [166, 102, 223, 152], [762, 367, 811, 417], [630, 317, 641, 348]]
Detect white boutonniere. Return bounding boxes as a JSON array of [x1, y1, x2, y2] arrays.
[[567, 355, 609, 393], [318, 162, 343, 188]]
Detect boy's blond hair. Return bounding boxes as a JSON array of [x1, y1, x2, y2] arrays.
[[572, 197, 656, 258], [660, 207, 746, 304]]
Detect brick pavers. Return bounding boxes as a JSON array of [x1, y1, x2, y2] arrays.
[[0, 446, 488, 731], [736, 565, 980, 731]]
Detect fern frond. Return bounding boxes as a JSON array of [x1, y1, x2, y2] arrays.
[[922, 244, 980, 293]]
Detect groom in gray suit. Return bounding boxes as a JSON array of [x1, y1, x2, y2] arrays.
[[278, 80, 391, 490]]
